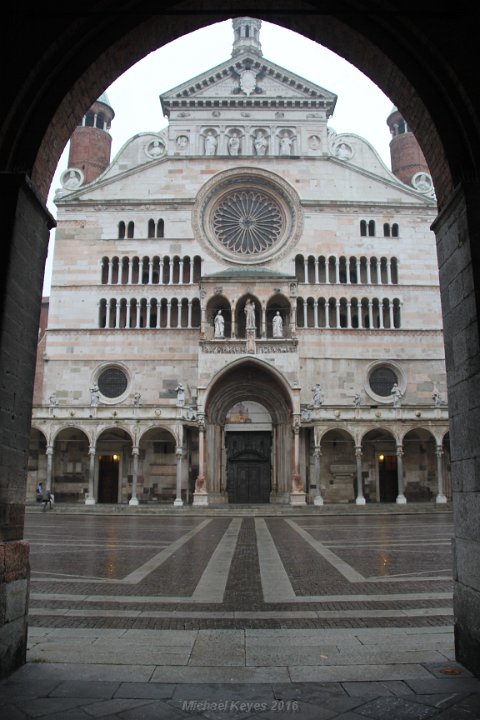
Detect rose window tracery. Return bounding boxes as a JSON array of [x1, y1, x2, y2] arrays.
[[212, 190, 284, 255]]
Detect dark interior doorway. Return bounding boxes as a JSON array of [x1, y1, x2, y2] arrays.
[[98, 455, 119, 503], [379, 454, 398, 502], [226, 431, 271, 503]]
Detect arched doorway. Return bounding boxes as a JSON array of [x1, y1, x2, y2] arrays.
[[95, 428, 133, 504], [2, 5, 480, 678], [361, 428, 398, 503], [204, 359, 294, 504]]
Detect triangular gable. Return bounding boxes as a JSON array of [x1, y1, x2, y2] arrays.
[[161, 54, 337, 114]]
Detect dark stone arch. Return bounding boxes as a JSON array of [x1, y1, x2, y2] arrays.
[[1, 2, 480, 678]]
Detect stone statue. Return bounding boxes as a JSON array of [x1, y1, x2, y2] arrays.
[[254, 130, 268, 156], [353, 393, 361, 408], [228, 132, 240, 155], [272, 311, 283, 337], [432, 384, 444, 407], [392, 383, 403, 408], [214, 310, 225, 338], [204, 131, 217, 155], [133, 392, 141, 407], [176, 383, 185, 407], [90, 385, 100, 407], [312, 384, 324, 408], [244, 299, 256, 330], [279, 132, 292, 156], [48, 392, 57, 408]]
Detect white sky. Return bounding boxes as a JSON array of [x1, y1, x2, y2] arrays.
[[44, 18, 394, 294]]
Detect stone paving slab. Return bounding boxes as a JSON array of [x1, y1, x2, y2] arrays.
[[3, 509, 478, 718]]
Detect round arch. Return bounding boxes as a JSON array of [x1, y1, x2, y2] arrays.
[[204, 358, 294, 503]]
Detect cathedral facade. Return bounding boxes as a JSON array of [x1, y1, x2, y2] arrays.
[[30, 18, 450, 507]]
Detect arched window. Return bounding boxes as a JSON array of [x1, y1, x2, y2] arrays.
[[360, 220, 367, 237], [118, 221, 126, 239], [127, 221, 134, 239], [157, 219, 164, 238], [383, 223, 391, 237], [98, 299, 107, 328], [148, 219, 155, 238], [392, 223, 399, 237], [101, 257, 108, 284], [368, 220, 376, 237], [84, 111, 95, 127], [96, 112, 105, 129]]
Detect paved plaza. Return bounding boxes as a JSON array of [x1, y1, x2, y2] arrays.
[[2, 507, 480, 718]]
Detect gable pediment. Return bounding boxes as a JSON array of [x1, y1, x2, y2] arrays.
[[161, 55, 337, 114]]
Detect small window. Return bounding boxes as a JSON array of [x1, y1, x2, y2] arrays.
[[85, 112, 95, 127], [97, 367, 128, 398], [118, 221, 126, 239], [360, 220, 367, 237], [368, 220, 376, 237], [369, 367, 398, 397], [383, 223, 390, 237], [392, 223, 399, 237], [127, 221, 135, 239]]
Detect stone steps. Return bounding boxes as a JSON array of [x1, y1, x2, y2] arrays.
[[25, 501, 452, 516]]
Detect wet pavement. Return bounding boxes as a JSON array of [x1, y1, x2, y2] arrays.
[[2, 506, 480, 718]]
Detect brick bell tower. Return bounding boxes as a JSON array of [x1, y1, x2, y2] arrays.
[[387, 106, 431, 190], [65, 92, 115, 187]]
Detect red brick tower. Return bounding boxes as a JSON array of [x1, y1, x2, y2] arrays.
[[66, 93, 115, 185], [387, 106, 430, 189]]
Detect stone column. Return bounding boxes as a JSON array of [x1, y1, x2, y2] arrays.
[[432, 184, 480, 674], [129, 447, 139, 506], [396, 445, 407, 503], [436, 445, 448, 503], [193, 414, 208, 506], [313, 447, 324, 505], [174, 447, 184, 506], [45, 445, 54, 492], [85, 446, 96, 505], [355, 446, 366, 504], [0, 174, 54, 676], [290, 417, 306, 505]]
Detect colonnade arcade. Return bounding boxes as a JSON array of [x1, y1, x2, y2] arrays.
[[28, 423, 194, 506], [28, 415, 450, 506]]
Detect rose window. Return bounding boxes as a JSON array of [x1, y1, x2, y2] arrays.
[[212, 190, 284, 255]]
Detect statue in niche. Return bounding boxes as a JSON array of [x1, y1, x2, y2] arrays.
[[312, 384, 324, 408], [336, 142, 353, 160], [228, 132, 241, 155], [244, 299, 256, 330], [214, 310, 225, 338], [204, 131, 217, 155], [352, 392, 361, 408], [272, 311, 283, 338], [254, 130, 268, 156], [49, 392, 58, 408], [279, 132, 293, 156], [176, 135, 188, 152]]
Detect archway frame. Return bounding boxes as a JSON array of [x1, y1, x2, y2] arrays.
[[2, 3, 480, 677]]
